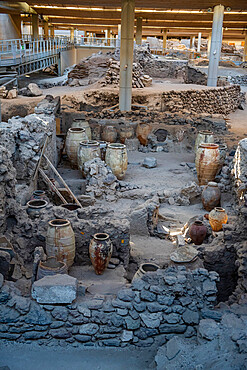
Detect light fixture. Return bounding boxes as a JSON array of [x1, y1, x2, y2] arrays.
[[207, 8, 213, 12], [226, 7, 231, 12]]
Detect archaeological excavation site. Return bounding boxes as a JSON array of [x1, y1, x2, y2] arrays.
[[0, 0, 247, 369]]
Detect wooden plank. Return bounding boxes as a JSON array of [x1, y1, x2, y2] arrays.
[[56, 117, 61, 135], [33, 136, 49, 181], [39, 168, 68, 204]]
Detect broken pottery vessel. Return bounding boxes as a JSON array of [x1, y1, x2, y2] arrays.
[[37, 256, 68, 280], [209, 207, 228, 232], [189, 220, 207, 245], [194, 130, 214, 153], [65, 127, 88, 168], [202, 182, 221, 211], [46, 219, 75, 268], [136, 122, 152, 146], [31, 190, 46, 201], [119, 125, 134, 144], [72, 117, 91, 139], [77, 140, 100, 177], [89, 233, 113, 275], [105, 143, 128, 180], [195, 143, 220, 185], [132, 262, 160, 281]]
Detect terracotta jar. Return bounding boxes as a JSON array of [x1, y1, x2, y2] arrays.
[[105, 143, 128, 180], [202, 182, 221, 211], [72, 117, 91, 140], [119, 125, 134, 144], [89, 233, 113, 275], [37, 257, 68, 280], [136, 122, 152, 146], [31, 190, 46, 201], [101, 126, 118, 143], [65, 128, 88, 168], [189, 220, 207, 245], [77, 140, 100, 177], [46, 219, 75, 268], [132, 263, 159, 281], [195, 130, 214, 153], [209, 207, 228, 232], [27, 200, 48, 218], [195, 143, 220, 185]]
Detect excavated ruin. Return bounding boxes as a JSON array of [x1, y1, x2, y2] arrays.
[[0, 63, 247, 368]]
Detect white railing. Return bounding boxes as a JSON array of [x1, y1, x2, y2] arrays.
[[74, 36, 117, 48], [0, 37, 72, 66]]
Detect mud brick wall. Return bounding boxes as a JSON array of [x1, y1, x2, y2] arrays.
[[0, 266, 219, 347]]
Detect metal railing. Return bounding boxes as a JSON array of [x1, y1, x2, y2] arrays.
[[0, 37, 72, 67], [74, 36, 117, 48]]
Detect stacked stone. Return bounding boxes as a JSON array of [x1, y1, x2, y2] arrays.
[[228, 75, 247, 86], [0, 146, 16, 233], [0, 266, 219, 346]]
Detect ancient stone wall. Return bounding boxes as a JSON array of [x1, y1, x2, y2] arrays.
[[0, 266, 219, 347], [228, 75, 247, 86], [161, 85, 243, 115], [0, 146, 16, 234]]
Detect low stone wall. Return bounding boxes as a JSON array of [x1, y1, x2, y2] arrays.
[[161, 85, 243, 114], [142, 59, 187, 79], [184, 65, 207, 85], [228, 75, 247, 86], [0, 266, 219, 347]]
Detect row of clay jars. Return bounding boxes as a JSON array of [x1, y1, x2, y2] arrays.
[[101, 125, 134, 144], [44, 219, 112, 276], [189, 207, 228, 245]]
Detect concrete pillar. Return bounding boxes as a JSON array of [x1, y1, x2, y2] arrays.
[[207, 5, 224, 87], [107, 28, 111, 46], [117, 24, 121, 48], [0, 14, 22, 39], [163, 29, 167, 53], [43, 21, 49, 39], [119, 0, 135, 112], [207, 32, 212, 57], [70, 28, 74, 43], [197, 32, 202, 52], [192, 36, 195, 49], [32, 14, 39, 40], [243, 31, 247, 62], [136, 17, 142, 45]]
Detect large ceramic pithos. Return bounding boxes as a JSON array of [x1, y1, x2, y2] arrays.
[[101, 126, 118, 143], [136, 122, 152, 146], [202, 182, 221, 211], [132, 263, 159, 281], [65, 128, 88, 168], [195, 130, 214, 153], [89, 233, 113, 275], [119, 125, 134, 144], [46, 219, 75, 268], [72, 117, 91, 140], [209, 207, 228, 232], [77, 140, 100, 176], [195, 143, 220, 185], [37, 257, 68, 280], [189, 220, 207, 245], [105, 143, 128, 180]]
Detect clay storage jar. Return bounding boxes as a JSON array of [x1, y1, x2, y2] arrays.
[[132, 263, 159, 281], [31, 190, 46, 201], [77, 140, 100, 177], [202, 182, 221, 212], [27, 199, 48, 218], [72, 117, 91, 140], [105, 143, 128, 180], [119, 125, 134, 144], [46, 219, 75, 268], [61, 203, 81, 211], [37, 257, 68, 280], [136, 122, 152, 146], [194, 130, 214, 153], [65, 128, 88, 168], [209, 207, 228, 232], [101, 126, 118, 143], [195, 143, 220, 185], [89, 233, 113, 275], [189, 220, 207, 245], [98, 141, 108, 161]]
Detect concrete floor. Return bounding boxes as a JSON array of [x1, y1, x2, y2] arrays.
[[0, 343, 156, 370]]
